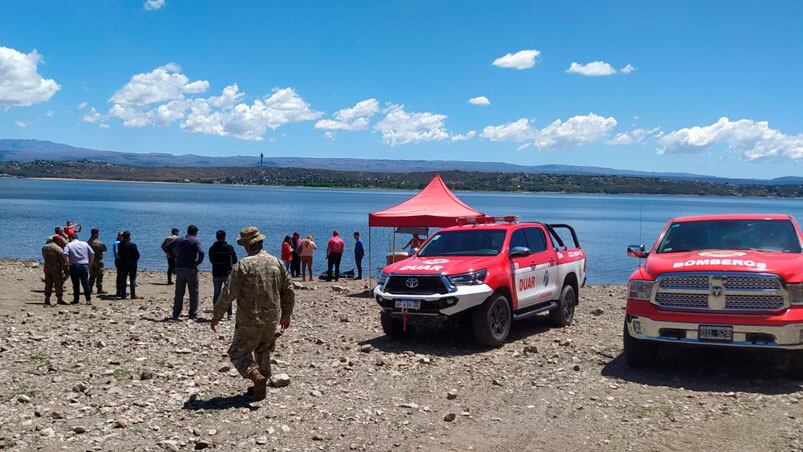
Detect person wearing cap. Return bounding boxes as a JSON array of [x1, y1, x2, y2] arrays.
[[211, 226, 295, 401], [325, 230, 345, 282], [42, 236, 68, 306], [88, 228, 108, 294]]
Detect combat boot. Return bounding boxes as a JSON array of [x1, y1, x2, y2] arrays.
[[246, 368, 267, 401]]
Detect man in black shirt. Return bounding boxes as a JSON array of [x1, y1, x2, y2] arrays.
[[117, 231, 140, 299], [209, 229, 238, 320]]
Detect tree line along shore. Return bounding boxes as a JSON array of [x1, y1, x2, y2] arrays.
[[1, 160, 802, 198]]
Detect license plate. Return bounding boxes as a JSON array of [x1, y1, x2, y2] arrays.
[[699, 325, 733, 341], [394, 299, 421, 310]]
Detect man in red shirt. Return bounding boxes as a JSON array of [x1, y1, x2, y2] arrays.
[[64, 221, 82, 237], [326, 230, 345, 281]]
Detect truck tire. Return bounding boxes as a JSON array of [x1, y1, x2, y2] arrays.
[[623, 320, 658, 368], [472, 293, 512, 347], [548, 284, 576, 327], [380, 312, 411, 340]]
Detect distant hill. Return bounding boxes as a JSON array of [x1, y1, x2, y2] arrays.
[[1, 138, 801, 186]]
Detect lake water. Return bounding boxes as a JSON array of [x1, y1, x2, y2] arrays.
[[0, 177, 801, 284]]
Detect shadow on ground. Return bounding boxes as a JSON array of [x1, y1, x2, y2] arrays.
[[183, 393, 258, 411], [364, 315, 554, 357], [602, 345, 803, 395]]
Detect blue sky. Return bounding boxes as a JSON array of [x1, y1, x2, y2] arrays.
[[1, 1, 802, 179]]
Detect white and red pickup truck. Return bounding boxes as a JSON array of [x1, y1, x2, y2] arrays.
[[624, 214, 803, 373], [374, 217, 586, 346]]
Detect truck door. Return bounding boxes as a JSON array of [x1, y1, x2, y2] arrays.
[[524, 227, 559, 302], [509, 228, 538, 309]]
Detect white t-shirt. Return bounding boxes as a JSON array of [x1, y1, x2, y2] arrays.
[[63, 240, 94, 265]]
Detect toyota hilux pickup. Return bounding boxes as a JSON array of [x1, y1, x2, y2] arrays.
[[624, 214, 803, 373], [374, 217, 586, 346]]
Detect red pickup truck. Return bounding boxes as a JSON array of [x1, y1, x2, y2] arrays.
[[374, 218, 586, 346], [624, 214, 803, 373]]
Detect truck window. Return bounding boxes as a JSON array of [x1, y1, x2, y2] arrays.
[[524, 228, 548, 253], [509, 229, 528, 251], [418, 229, 507, 257], [657, 219, 803, 254]]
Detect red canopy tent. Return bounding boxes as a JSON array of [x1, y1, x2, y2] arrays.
[[369, 173, 484, 227], [366, 174, 485, 282]]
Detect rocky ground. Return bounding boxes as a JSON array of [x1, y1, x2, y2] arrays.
[[1, 259, 802, 451]]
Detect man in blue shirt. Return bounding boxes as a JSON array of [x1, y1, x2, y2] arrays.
[[165, 225, 205, 320], [353, 231, 365, 280], [62, 233, 95, 305]]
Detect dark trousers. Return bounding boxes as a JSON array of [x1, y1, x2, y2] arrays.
[[69, 264, 91, 303], [118, 265, 137, 298], [166, 257, 175, 283], [213, 275, 232, 318], [173, 268, 199, 319], [355, 254, 364, 279], [115, 258, 125, 297], [326, 252, 342, 281], [291, 252, 301, 277]]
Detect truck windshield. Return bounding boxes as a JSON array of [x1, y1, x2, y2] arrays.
[[657, 219, 802, 254], [418, 229, 507, 257]]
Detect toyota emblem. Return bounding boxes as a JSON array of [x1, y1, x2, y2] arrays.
[[405, 278, 419, 289]]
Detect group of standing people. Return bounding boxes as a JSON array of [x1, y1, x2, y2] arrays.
[[279, 230, 365, 282]]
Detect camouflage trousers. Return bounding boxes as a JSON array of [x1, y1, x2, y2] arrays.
[[228, 324, 275, 379], [44, 268, 66, 301], [89, 262, 104, 292]]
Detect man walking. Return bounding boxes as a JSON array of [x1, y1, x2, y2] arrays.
[[353, 231, 365, 280], [161, 228, 179, 285], [290, 232, 301, 278], [165, 225, 204, 320], [326, 230, 345, 282], [211, 226, 294, 401], [63, 233, 94, 305], [117, 231, 141, 299], [209, 229, 238, 320], [42, 236, 68, 306], [87, 229, 108, 294]]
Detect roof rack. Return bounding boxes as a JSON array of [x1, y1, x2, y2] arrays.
[[455, 215, 519, 225]]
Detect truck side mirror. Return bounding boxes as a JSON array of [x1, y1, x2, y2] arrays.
[[509, 246, 532, 258], [627, 244, 648, 259]]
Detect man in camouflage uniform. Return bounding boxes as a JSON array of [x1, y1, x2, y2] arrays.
[[211, 226, 294, 401], [88, 228, 108, 294], [41, 236, 68, 306]]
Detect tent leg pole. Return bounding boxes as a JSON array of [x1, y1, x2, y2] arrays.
[[368, 227, 372, 287]]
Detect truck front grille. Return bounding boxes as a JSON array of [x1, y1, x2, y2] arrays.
[[384, 275, 450, 295], [654, 272, 787, 313]]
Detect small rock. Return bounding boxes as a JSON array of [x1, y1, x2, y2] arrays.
[[590, 308, 604, 316], [218, 365, 231, 373], [339, 315, 349, 323], [523, 345, 539, 354], [194, 440, 210, 450], [446, 389, 458, 400], [332, 285, 349, 293], [73, 426, 87, 434], [269, 373, 291, 388], [399, 402, 419, 409], [256, 436, 268, 445], [280, 424, 292, 433], [114, 419, 128, 429], [312, 434, 324, 441], [359, 344, 373, 353], [30, 262, 40, 268], [16, 394, 31, 403], [443, 413, 457, 422], [573, 364, 581, 371], [492, 379, 503, 387], [139, 370, 154, 380], [292, 281, 304, 290]]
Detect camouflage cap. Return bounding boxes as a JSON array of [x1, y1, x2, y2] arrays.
[[236, 226, 266, 247]]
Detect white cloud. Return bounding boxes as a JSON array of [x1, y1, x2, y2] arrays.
[[77, 101, 88, 110], [451, 130, 477, 142], [108, 103, 152, 127], [481, 113, 618, 149], [181, 87, 321, 141], [0, 46, 60, 107], [324, 131, 334, 140], [14, 120, 27, 128], [110, 64, 209, 106], [567, 61, 617, 77], [481, 118, 534, 142], [144, 0, 165, 11], [468, 96, 491, 106], [374, 105, 449, 146], [45, 109, 55, 117], [567, 61, 636, 77], [81, 107, 104, 124], [659, 117, 803, 161], [492, 50, 541, 70], [607, 127, 662, 145], [99, 123, 110, 129], [315, 98, 379, 131]]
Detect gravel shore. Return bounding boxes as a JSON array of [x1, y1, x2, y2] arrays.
[[1, 259, 802, 451]]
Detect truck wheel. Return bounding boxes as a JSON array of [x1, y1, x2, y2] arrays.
[[472, 294, 512, 347], [623, 320, 658, 368], [549, 284, 576, 327], [380, 312, 411, 340]]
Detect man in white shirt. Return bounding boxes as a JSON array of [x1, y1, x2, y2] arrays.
[[63, 233, 95, 305]]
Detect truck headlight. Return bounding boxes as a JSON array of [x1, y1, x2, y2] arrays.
[[789, 284, 803, 306], [449, 269, 488, 286], [628, 280, 655, 301], [378, 272, 389, 286]]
